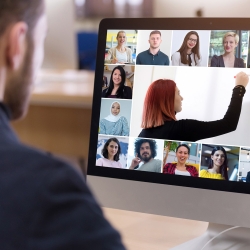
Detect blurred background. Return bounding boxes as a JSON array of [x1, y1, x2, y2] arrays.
[[43, 0, 250, 71], [11, 0, 250, 175]]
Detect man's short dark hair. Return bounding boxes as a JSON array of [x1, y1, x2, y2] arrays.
[[134, 139, 157, 159], [150, 30, 161, 37], [0, 0, 45, 37]]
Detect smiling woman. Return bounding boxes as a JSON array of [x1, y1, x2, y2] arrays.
[[210, 32, 244, 68], [102, 66, 132, 99], [99, 101, 129, 136], [163, 144, 199, 177], [96, 138, 123, 168], [200, 146, 229, 180], [105, 31, 133, 64], [171, 31, 201, 66]]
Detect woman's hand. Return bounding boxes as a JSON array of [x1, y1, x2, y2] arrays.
[[235, 72, 249, 88], [111, 58, 118, 64]]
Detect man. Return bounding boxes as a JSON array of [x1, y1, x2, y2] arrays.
[[129, 139, 162, 173], [0, 1, 125, 249], [136, 30, 169, 65]]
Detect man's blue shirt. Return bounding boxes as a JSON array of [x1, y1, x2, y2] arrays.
[[136, 49, 169, 65]]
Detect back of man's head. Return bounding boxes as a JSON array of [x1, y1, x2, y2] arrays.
[[0, 0, 46, 120], [0, 0, 45, 37]]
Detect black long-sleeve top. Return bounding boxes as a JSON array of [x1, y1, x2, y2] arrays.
[[138, 86, 245, 142]]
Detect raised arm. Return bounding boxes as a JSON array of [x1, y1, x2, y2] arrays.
[[178, 72, 249, 141]]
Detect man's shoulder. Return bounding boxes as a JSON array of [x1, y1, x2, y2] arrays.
[[0, 142, 88, 214], [143, 158, 161, 166], [151, 158, 162, 165], [0, 142, 84, 185], [0, 142, 126, 249], [137, 49, 149, 56], [159, 50, 169, 58]]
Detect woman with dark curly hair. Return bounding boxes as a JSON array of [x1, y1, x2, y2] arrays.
[[96, 138, 122, 168], [200, 146, 229, 180]]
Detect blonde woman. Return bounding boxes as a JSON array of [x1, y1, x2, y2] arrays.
[[105, 31, 132, 64], [211, 32, 244, 68]]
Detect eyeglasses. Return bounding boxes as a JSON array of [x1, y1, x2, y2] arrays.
[[188, 38, 197, 43]]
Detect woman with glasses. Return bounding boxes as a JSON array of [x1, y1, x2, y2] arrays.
[[210, 32, 244, 68], [171, 31, 201, 66]]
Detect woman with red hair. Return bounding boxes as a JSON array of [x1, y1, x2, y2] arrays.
[[138, 72, 248, 142]]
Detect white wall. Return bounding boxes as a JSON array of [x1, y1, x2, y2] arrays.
[[153, 0, 250, 17], [174, 66, 250, 146], [43, 0, 77, 69]]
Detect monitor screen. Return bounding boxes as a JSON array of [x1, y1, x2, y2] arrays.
[[87, 18, 250, 228]]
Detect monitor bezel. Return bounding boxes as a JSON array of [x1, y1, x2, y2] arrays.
[[87, 18, 250, 195]]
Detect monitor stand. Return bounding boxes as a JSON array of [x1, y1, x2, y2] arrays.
[[171, 223, 250, 250]]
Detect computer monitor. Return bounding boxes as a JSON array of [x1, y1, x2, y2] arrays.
[[87, 18, 250, 249]]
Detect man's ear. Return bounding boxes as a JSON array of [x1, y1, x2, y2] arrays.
[[6, 22, 28, 70]]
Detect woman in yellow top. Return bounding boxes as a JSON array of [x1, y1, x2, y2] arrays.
[[200, 146, 228, 180]]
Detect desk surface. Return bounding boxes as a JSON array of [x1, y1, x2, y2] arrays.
[[31, 69, 94, 108], [103, 207, 208, 250]]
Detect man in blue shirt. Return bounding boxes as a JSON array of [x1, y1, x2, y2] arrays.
[[0, 0, 126, 249], [136, 30, 169, 65]]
